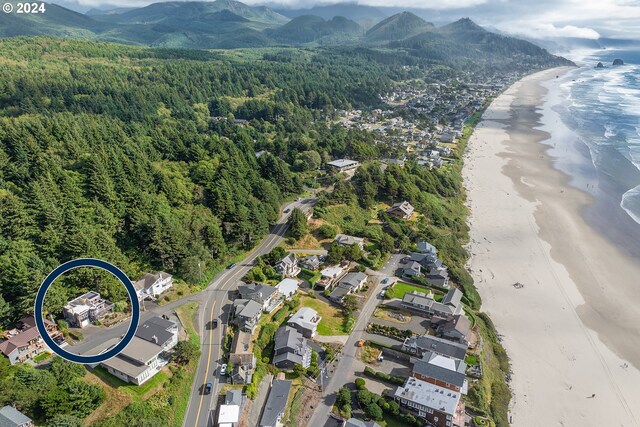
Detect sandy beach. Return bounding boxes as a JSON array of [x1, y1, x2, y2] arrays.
[[464, 68, 640, 426]]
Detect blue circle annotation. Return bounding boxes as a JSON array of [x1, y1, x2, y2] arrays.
[[34, 258, 140, 364]]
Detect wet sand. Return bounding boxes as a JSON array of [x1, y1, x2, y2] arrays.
[[464, 67, 640, 426]]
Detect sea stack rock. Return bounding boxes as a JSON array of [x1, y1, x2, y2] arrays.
[[613, 58, 624, 66], [596, 62, 604, 68]]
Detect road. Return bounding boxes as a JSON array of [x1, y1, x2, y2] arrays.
[[306, 253, 404, 426], [183, 197, 316, 427]]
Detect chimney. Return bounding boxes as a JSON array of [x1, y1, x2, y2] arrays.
[[152, 335, 158, 344]]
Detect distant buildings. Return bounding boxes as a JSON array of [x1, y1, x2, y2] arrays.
[[387, 201, 415, 219], [287, 307, 321, 338], [259, 379, 292, 427], [272, 326, 311, 370], [63, 291, 114, 328], [0, 316, 62, 365], [327, 159, 360, 173], [402, 335, 468, 360], [0, 406, 33, 427], [401, 288, 464, 318], [134, 271, 173, 299], [101, 316, 178, 385]]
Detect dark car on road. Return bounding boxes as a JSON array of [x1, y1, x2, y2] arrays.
[[227, 262, 236, 269], [209, 319, 218, 329], [204, 382, 212, 395]]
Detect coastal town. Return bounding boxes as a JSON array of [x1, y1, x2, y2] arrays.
[[0, 66, 515, 427]]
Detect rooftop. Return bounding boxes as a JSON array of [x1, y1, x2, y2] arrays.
[[217, 404, 240, 424], [394, 376, 460, 416], [259, 379, 292, 427], [412, 351, 466, 388], [327, 159, 359, 168], [288, 307, 321, 330], [0, 406, 32, 427]]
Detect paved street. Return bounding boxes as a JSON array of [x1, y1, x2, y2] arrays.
[[306, 253, 404, 426], [182, 197, 316, 427]]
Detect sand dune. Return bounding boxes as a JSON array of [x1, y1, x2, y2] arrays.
[[464, 68, 640, 427]]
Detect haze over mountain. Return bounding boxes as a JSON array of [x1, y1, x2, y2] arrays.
[[0, 0, 573, 68]]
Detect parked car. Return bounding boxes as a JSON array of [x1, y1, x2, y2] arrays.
[[381, 278, 389, 284], [204, 382, 212, 395], [379, 291, 386, 298], [220, 363, 228, 376]]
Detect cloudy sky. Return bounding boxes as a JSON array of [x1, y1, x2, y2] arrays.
[[58, 0, 640, 39]]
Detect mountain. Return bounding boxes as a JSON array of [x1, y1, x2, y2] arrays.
[[365, 12, 434, 42], [274, 3, 387, 29], [0, 2, 109, 37], [265, 15, 362, 45], [391, 18, 573, 71]]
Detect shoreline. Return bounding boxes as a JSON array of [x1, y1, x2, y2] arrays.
[[464, 67, 640, 426]]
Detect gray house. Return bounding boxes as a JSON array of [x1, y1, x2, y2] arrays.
[[232, 299, 262, 333], [287, 307, 321, 338], [259, 379, 292, 427], [402, 261, 422, 277], [272, 326, 311, 370], [300, 255, 321, 271], [402, 335, 468, 360], [237, 283, 280, 313], [275, 253, 300, 278], [402, 288, 464, 318], [0, 406, 33, 427]]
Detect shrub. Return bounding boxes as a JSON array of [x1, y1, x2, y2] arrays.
[[317, 224, 337, 239], [355, 378, 366, 390]]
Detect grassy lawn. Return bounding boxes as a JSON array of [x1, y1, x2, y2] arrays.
[[465, 354, 479, 365], [373, 307, 412, 324], [286, 386, 305, 427], [299, 295, 346, 336], [392, 282, 441, 300], [316, 203, 378, 235], [92, 366, 170, 400], [32, 352, 52, 363], [299, 268, 321, 287]]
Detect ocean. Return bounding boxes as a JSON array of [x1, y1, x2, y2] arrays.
[[540, 48, 640, 256]]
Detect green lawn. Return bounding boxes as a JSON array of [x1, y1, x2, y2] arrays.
[[32, 352, 52, 363], [392, 282, 441, 300], [299, 268, 321, 287], [92, 366, 169, 400], [299, 295, 346, 336], [465, 354, 479, 366]]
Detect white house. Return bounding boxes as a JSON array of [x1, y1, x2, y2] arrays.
[[275, 278, 299, 300], [134, 272, 173, 299]]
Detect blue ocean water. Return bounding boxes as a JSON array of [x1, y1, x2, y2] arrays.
[[557, 49, 640, 226]]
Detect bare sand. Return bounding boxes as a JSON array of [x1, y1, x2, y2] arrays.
[[464, 68, 640, 426]]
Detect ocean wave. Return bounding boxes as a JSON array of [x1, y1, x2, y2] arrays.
[[621, 186, 640, 226]]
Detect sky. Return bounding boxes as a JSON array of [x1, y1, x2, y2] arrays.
[[57, 0, 640, 40]]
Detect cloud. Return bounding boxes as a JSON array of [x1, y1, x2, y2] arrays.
[[499, 22, 601, 39]]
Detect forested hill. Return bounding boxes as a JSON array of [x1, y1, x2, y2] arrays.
[[0, 37, 392, 324]]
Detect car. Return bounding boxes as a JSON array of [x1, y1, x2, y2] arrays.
[[227, 262, 236, 269], [204, 382, 212, 395], [284, 208, 291, 213], [381, 278, 389, 284], [220, 363, 228, 376], [379, 291, 386, 298], [209, 319, 218, 329]]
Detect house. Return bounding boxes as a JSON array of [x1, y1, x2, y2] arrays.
[[411, 351, 467, 393], [229, 330, 256, 385], [275, 278, 299, 300], [334, 234, 365, 249], [259, 379, 292, 427], [272, 326, 311, 370], [134, 271, 173, 299], [402, 335, 468, 360], [382, 158, 405, 168], [344, 418, 382, 427], [405, 251, 450, 287], [327, 159, 360, 173], [329, 272, 368, 302], [0, 406, 33, 427], [402, 261, 422, 277], [387, 201, 415, 219], [237, 283, 280, 313], [435, 314, 471, 345], [274, 253, 300, 278], [300, 255, 321, 271], [218, 390, 244, 427], [394, 376, 465, 427], [63, 291, 114, 328], [401, 289, 464, 318], [440, 132, 456, 143], [416, 241, 437, 255], [287, 307, 321, 338], [0, 316, 62, 365], [101, 316, 178, 385], [134, 316, 178, 352], [315, 265, 344, 289], [232, 299, 262, 333]]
